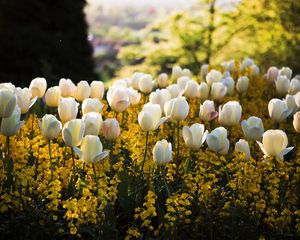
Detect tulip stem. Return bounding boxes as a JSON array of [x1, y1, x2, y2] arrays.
[[5, 136, 13, 191], [71, 147, 76, 179], [176, 121, 180, 166], [48, 140, 54, 181], [141, 131, 149, 175], [184, 151, 192, 176], [161, 167, 171, 197]]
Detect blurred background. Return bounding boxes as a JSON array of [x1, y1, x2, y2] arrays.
[[0, 0, 299, 86]]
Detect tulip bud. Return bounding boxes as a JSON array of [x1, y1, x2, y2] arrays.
[[82, 98, 103, 115], [45, 86, 61, 108], [289, 78, 300, 95], [113, 79, 128, 88], [199, 100, 218, 122], [62, 119, 85, 147], [182, 123, 208, 151], [275, 76, 290, 96], [58, 97, 79, 123], [157, 73, 168, 88], [74, 135, 109, 164], [82, 112, 103, 136], [39, 114, 62, 140], [200, 64, 209, 80], [236, 76, 249, 93], [184, 80, 199, 98], [268, 98, 292, 123], [139, 74, 154, 94], [15, 87, 37, 114], [182, 68, 191, 78], [153, 139, 172, 166], [206, 127, 230, 155], [235, 139, 250, 160], [266, 66, 279, 83], [219, 101, 242, 126], [0, 106, 24, 136], [241, 116, 264, 141], [241, 58, 254, 70], [75, 81, 91, 102], [131, 72, 143, 90], [90, 81, 105, 100], [279, 67, 292, 80], [293, 112, 300, 133], [206, 70, 222, 86], [0, 82, 15, 92], [29, 77, 47, 98], [257, 129, 293, 160], [211, 82, 227, 102], [102, 118, 120, 141], [250, 65, 260, 76], [59, 78, 76, 97], [107, 87, 130, 113], [285, 95, 299, 114], [198, 82, 210, 100], [149, 89, 171, 110], [177, 76, 189, 91], [221, 77, 235, 95], [128, 88, 141, 105], [166, 84, 180, 99], [164, 96, 189, 122], [138, 103, 168, 131], [0, 89, 17, 118], [172, 66, 183, 80]]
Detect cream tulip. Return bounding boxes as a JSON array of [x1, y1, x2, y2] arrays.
[[275, 76, 290, 95], [149, 89, 171, 110], [29, 77, 47, 98], [256, 130, 293, 160], [295, 92, 300, 107], [0, 89, 17, 118], [219, 101, 242, 126], [182, 123, 208, 151], [198, 82, 210, 100], [172, 66, 183, 80], [199, 100, 218, 122], [74, 135, 109, 164], [153, 139, 172, 166], [139, 74, 154, 94], [285, 95, 299, 114], [58, 97, 79, 123], [279, 67, 292, 80], [166, 84, 180, 99], [268, 98, 292, 123], [15, 87, 37, 114], [200, 64, 209, 80], [59, 78, 76, 97], [101, 118, 120, 141], [128, 88, 141, 105], [206, 127, 230, 155], [211, 82, 227, 101], [184, 80, 199, 98], [289, 78, 300, 95], [177, 76, 189, 91], [75, 81, 91, 102], [62, 119, 85, 147], [221, 77, 235, 95], [131, 72, 143, 90], [45, 86, 61, 108], [293, 112, 300, 133], [90, 81, 105, 100], [182, 68, 191, 78], [107, 87, 130, 113], [235, 139, 250, 160], [164, 96, 189, 122], [206, 70, 222, 86], [266, 66, 278, 83], [39, 114, 62, 140], [157, 73, 168, 88], [0, 106, 24, 137], [82, 98, 103, 115], [138, 103, 168, 131], [236, 76, 249, 93], [0, 82, 15, 92], [241, 116, 264, 141], [82, 112, 103, 136]]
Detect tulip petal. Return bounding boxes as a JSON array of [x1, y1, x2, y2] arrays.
[[278, 147, 294, 160], [156, 116, 169, 129], [62, 128, 73, 147], [93, 151, 109, 163], [4, 96, 17, 118], [202, 130, 208, 145], [73, 147, 83, 159], [256, 141, 269, 156], [29, 97, 38, 109]]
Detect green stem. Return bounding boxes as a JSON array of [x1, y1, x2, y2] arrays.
[[121, 112, 125, 127], [184, 151, 192, 176], [161, 167, 171, 197], [141, 131, 149, 175], [176, 121, 180, 166], [48, 140, 54, 181], [71, 147, 76, 178]]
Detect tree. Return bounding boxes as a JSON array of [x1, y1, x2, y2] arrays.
[[0, 0, 96, 87]]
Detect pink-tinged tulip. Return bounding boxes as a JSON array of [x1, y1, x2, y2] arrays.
[[199, 100, 218, 122], [101, 118, 120, 141]]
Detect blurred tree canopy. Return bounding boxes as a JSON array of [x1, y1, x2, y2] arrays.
[[0, 0, 96, 87], [118, 0, 300, 77]]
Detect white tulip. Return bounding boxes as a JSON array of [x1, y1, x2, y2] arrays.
[[149, 89, 171, 110], [236, 76, 249, 93], [268, 98, 292, 123], [45, 86, 61, 108], [289, 78, 300, 95], [164, 96, 189, 122], [59, 78, 76, 97], [211, 82, 227, 101], [62, 119, 85, 147], [241, 58, 254, 70], [200, 64, 209, 80], [198, 82, 210, 100], [15, 87, 37, 114], [75, 81, 91, 102], [112, 79, 128, 89], [295, 92, 300, 107], [266, 66, 279, 83], [219, 101, 242, 126], [39, 114, 62, 140], [90, 81, 105, 100], [206, 70, 222, 86], [131, 72, 143, 90], [0, 89, 17, 118], [182, 68, 191, 78], [279, 67, 292, 80], [157, 73, 168, 88], [293, 112, 300, 133], [241, 116, 264, 141], [139, 74, 154, 94], [0, 82, 15, 92], [285, 95, 299, 114], [107, 87, 130, 113], [221, 77, 235, 95], [101, 118, 120, 141], [199, 100, 218, 122], [128, 88, 141, 105], [138, 103, 168, 131], [82, 98, 103, 115], [257, 130, 293, 160], [223, 59, 236, 73], [184, 80, 199, 98], [235, 139, 250, 160], [275, 76, 290, 96], [153, 139, 172, 166], [82, 112, 103, 136], [0, 106, 24, 137], [29, 77, 47, 98], [177, 76, 189, 91], [172, 66, 183, 80], [166, 84, 180, 99], [182, 123, 208, 151], [58, 97, 79, 123], [206, 127, 230, 155], [250, 65, 260, 76]]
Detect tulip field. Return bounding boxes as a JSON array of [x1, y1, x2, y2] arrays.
[[0, 59, 300, 239]]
